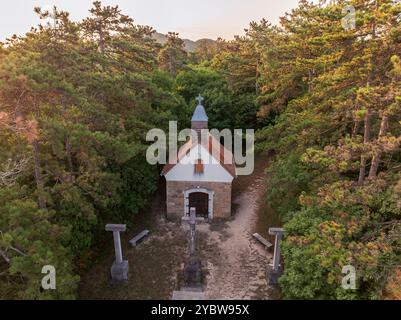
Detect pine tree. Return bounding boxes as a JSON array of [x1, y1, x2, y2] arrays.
[[256, 0, 401, 299], [158, 32, 188, 75]]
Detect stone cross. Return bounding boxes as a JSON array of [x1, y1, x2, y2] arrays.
[[105, 224, 129, 281], [189, 207, 196, 224], [182, 207, 202, 290], [196, 94, 204, 105], [269, 228, 285, 271], [189, 207, 197, 255]]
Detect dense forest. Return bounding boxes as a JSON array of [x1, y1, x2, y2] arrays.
[[0, 0, 400, 300]]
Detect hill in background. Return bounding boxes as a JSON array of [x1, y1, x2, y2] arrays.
[[153, 32, 215, 52]]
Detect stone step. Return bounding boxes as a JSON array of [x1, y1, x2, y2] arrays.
[[172, 290, 206, 300]]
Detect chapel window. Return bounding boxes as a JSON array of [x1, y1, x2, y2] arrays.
[[194, 159, 204, 175]]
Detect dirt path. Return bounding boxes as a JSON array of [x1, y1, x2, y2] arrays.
[[201, 160, 274, 300], [79, 156, 276, 300]]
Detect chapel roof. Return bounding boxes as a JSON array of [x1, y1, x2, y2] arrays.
[[161, 134, 236, 178]]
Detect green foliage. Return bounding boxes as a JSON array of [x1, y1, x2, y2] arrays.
[[0, 2, 189, 299], [175, 66, 259, 130], [255, 0, 401, 299], [0, 185, 79, 299], [266, 153, 316, 220], [109, 156, 159, 222], [1, 0, 400, 301], [280, 182, 401, 300], [158, 32, 188, 76]]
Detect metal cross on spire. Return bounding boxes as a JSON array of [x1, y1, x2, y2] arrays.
[[196, 94, 204, 105]]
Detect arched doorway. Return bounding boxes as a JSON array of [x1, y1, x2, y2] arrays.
[[184, 188, 214, 220], [189, 192, 209, 218]]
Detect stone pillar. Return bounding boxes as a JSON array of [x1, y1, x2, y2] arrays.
[[267, 228, 285, 285], [113, 230, 123, 264], [106, 224, 129, 282]]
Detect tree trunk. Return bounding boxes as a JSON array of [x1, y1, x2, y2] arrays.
[[352, 120, 360, 138], [99, 29, 105, 54], [368, 114, 389, 179], [0, 249, 10, 264], [65, 137, 75, 182], [60, 93, 75, 182], [358, 108, 372, 185], [32, 141, 47, 210], [15, 91, 24, 119], [308, 70, 313, 93], [255, 59, 260, 95]]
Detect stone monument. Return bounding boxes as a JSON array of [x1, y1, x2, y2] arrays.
[[105, 224, 129, 282], [172, 208, 204, 300], [183, 208, 202, 289]]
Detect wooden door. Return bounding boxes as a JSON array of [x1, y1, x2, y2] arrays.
[[189, 192, 209, 218]]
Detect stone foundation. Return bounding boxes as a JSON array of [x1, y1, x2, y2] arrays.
[[166, 181, 232, 221], [111, 260, 129, 282]]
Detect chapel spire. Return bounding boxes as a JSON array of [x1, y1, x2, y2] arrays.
[[191, 94, 208, 139]]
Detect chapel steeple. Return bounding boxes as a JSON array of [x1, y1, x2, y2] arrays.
[[191, 94, 208, 138]]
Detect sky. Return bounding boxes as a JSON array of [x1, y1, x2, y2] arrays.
[[0, 0, 300, 41]]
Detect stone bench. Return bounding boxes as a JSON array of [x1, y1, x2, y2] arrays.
[[129, 230, 150, 247], [253, 233, 273, 249]]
